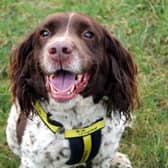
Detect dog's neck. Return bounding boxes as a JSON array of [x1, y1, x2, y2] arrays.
[[40, 95, 106, 129]]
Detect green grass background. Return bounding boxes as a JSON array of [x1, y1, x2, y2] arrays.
[[0, 0, 167, 167]]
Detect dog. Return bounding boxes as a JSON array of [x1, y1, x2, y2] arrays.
[[6, 12, 138, 168]]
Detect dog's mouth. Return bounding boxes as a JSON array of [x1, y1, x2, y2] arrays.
[[46, 70, 89, 102]]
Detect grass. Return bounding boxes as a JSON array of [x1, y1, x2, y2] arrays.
[[0, 0, 167, 167]]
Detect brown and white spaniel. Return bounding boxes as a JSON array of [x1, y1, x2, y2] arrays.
[[6, 12, 138, 168]]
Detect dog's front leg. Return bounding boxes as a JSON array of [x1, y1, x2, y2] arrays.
[[110, 152, 132, 168]]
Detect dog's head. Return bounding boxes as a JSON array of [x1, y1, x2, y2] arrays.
[[9, 12, 138, 118]]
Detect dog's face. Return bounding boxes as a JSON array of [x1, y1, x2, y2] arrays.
[[35, 13, 106, 102], [10, 12, 137, 117]]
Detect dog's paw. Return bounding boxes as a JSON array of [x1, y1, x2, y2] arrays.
[[111, 152, 132, 168]]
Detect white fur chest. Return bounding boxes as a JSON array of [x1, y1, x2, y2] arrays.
[[7, 96, 126, 168]]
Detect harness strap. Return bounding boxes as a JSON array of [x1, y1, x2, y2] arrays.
[[35, 101, 61, 132], [66, 129, 102, 165], [64, 119, 105, 138], [81, 135, 92, 162]]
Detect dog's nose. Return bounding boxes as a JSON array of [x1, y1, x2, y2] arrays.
[[48, 41, 73, 61]]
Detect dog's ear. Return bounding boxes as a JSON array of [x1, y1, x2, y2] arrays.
[[9, 32, 47, 116], [9, 32, 35, 115], [103, 29, 138, 119]]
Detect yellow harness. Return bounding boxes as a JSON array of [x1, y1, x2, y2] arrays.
[[35, 101, 105, 164]]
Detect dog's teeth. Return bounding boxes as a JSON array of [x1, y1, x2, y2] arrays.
[[77, 75, 83, 81], [53, 90, 58, 94], [51, 86, 53, 90], [51, 85, 58, 94], [70, 85, 75, 92], [67, 91, 71, 95]]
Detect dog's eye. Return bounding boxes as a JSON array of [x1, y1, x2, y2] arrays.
[[82, 31, 95, 39], [40, 29, 50, 38]]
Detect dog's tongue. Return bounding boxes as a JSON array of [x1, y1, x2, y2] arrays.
[[51, 71, 76, 91]]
